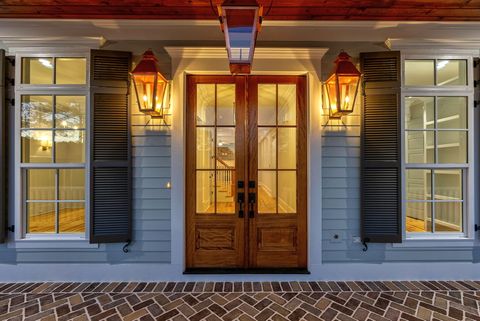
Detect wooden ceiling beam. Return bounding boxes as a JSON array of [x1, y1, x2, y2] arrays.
[[1, 0, 480, 21]]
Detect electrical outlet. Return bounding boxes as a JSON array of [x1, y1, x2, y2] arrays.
[[352, 236, 361, 243]]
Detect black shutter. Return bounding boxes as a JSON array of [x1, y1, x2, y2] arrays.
[[90, 50, 132, 243], [0, 50, 5, 243], [360, 51, 402, 243]]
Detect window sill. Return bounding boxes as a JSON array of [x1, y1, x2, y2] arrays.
[[391, 237, 478, 248], [7, 239, 99, 249]]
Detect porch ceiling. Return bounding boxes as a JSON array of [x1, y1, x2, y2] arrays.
[[1, 0, 480, 21]]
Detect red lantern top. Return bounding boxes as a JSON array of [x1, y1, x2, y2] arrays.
[[332, 51, 361, 77], [132, 49, 163, 75]]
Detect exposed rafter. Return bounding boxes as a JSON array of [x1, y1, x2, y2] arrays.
[[1, 0, 480, 21]]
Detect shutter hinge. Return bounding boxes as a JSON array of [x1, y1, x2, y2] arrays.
[[474, 101, 479, 108], [5, 98, 14, 107], [7, 225, 14, 233], [5, 57, 14, 67], [475, 80, 479, 88], [474, 60, 479, 68], [475, 224, 479, 232]]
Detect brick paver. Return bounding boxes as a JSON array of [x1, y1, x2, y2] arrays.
[[0, 281, 479, 320]]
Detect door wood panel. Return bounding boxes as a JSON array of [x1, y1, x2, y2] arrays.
[[247, 76, 307, 268], [186, 75, 246, 268], [186, 75, 307, 270]]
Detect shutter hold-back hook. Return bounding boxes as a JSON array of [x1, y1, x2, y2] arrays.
[[361, 238, 369, 252], [123, 239, 132, 253]]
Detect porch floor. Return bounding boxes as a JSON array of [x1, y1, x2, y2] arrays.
[[0, 281, 479, 320]]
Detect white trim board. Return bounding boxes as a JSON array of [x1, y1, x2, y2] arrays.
[[386, 38, 480, 55], [165, 47, 328, 60], [168, 46, 326, 275], [1, 262, 480, 281], [3, 37, 105, 55]]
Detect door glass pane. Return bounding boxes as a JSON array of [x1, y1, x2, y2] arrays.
[[21, 130, 53, 163], [278, 128, 296, 169], [437, 131, 467, 163], [59, 169, 85, 200], [216, 170, 235, 214], [196, 84, 215, 125], [406, 131, 434, 163], [278, 171, 296, 213], [436, 97, 467, 129], [55, 96, 86, 129], [405, 97, 434, 129], [434, 202, 462, 232], [21, 96, 53, 128], [54, 130, 85, 163], [406, 169, 431, 200], [196, 127, 215, 169], [196, 171, 215, 214], [56, 58, 87, 84], [22, 58, 53, 84], [436, 60, 467, 86], [217, 84, 235, 126], [27, 202, 56, 233], [59, 202, 85, 233], [26, 169, 56, 200], [258, 128, 276, 169], [258, 84, 276, 125], [216, 128, 235, 168], [278, 84, 296, 125], [258, 171, 276, 213], [434, 169, 462, 200], [405, 60, 434, 86], [406, 202, 432, 233]]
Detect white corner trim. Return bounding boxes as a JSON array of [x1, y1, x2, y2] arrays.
[[2, 36, 106, 55], [386, 38, 480, 55], [165, 47, 328, 60]]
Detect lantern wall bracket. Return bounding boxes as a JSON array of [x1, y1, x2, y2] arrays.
[[322, 117, 347, 128]]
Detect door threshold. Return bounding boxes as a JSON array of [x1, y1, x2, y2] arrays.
[[184, 268, 310, 275]]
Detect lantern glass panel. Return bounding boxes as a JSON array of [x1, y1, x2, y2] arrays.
[[154, 77, 168, 114], [337, 75, 360, 114], [224, 8, 257, 63], [325, 76, 339, 116], [133, 73, 157, 112]]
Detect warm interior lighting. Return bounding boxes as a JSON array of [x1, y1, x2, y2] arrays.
[[40, 135, 52, 151], [325, 51, 361, 119], [218, 0, 263, 74], [131, 49, 169, 119]]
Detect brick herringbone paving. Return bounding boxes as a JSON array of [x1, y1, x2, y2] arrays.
[[0, 281, 480, 320]]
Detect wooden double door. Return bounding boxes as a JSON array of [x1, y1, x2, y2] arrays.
[[186, 75, 307, 270]]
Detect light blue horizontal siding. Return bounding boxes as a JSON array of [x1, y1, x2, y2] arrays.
[[321, 48, 480, 264], [0, 95, 172, 264]]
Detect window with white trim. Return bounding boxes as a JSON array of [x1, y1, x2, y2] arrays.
[[16, 55, 88, 238], [403, 57, 473, 237]]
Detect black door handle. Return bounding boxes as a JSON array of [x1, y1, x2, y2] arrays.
[[237, 192, 245, 218], [248, 192, 256, 218]]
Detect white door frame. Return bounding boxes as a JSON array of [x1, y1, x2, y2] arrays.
[[166, 47, 327, 280]]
